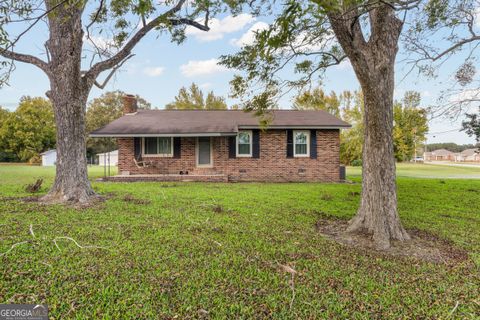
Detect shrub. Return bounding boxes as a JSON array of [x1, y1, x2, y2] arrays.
[[28, 154, 42, 165], [351, 159, 362, 167]]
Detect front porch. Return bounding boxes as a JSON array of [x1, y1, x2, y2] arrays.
[[97, 173, 228, 183], [115, 135, 230, 177]]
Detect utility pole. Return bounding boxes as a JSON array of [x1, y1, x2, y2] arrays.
[[413, 128, 417, 163]]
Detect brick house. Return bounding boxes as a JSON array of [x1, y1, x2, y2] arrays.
[[424, 149, 455, 161], [90, 95, 351, 182]]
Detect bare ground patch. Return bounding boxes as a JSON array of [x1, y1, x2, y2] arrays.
[[122, 194, 152, 205], [315, 218, 469, 264]]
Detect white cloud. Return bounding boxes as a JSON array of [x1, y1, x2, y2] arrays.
[[421, 90, 432, 98], [449, 88, 480, 104], [292, 31, 335, 53], [185, 13, 255, 42], [84, 35, 116, 52], [143, 66, 165, 77], [180, 59, 228, 77], [199, 82, 212, 89], [230, 21, 269, 47], [475, 8, 480, 27]]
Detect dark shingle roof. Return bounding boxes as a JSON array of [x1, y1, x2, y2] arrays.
[[432, 149, 454, 156], [460, 148, 479, 156], [90, 110, 350, 137]]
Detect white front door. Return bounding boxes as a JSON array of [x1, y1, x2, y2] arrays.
[[197, 137, 212, 167]]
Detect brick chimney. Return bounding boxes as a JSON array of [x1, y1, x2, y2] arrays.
[[123, 94, 138, 114]]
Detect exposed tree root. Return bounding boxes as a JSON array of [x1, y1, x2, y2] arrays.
[[53, 237, 108, 251], [1, 225, 108, 260], [40, 191, 104, 208], [29, 224, 36, 239], [278, 263, 297, 310], [346, 211, 411, 250], [0, 241, 29, 257], [316, 218, 468, 264]]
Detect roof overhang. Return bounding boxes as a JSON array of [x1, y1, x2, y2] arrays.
[[90, 126, 351, 138], [238, 125, 350, 129], [89, 132, 238, 138]]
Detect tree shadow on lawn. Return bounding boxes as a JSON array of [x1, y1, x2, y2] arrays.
[[315, 218, 469, 265]]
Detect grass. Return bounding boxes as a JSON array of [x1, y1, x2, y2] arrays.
[[347, 162, 480, 179], [0, 165, 479, 318]]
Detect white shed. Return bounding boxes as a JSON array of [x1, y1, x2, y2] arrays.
[[41, 149, 57, 166], [97, 150, 118, 166]]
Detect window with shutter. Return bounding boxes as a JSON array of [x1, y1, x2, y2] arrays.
[[142, 137, 173, 157], [286, 130, 293, 158], [293, 130, 310, 157], [236, 131, 252, 157], [252, 130, 260, 158]]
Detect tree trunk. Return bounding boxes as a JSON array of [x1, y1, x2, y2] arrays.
[[41, 2, 96, 204], [328, 5, 410, 249], [345, 78, 410, 249]]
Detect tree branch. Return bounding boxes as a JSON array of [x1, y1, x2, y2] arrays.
[[0, 49, 50, 74], [84, 0, 209, 82], [92, 54, 134, 89], [427, 36, 480, 62]]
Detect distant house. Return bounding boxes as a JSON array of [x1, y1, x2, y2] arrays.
[[41, 149, 56, 166], [424, 149, 455, 161], [454, 148, 480, 162], [97, 150, 118, 166]]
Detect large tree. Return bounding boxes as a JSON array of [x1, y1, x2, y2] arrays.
[[221, 1, 426, 248], [293, 88, 341, 117], [0, 0, 236, 204], [393, 92, 428, 162], [0, 96, 56, 162], [340, 91, 364, 166], [0, 106, 15, 161], [166, 83, 228, 110]]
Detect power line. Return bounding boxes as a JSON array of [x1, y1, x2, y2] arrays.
[[426, 128, 462, 135]]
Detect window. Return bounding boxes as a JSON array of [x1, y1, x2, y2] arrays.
[[293, 130, 310, 157], [236, 131, 252, 157], [143, 137, 173, 157]]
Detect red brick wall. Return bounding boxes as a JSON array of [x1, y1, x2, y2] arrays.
[[117, 129, 340, 182]]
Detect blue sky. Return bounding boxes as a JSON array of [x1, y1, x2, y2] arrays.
[[0, 10, 477, 145]]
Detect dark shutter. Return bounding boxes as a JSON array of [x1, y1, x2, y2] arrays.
[[310, 129, 317, 159], [252, 129, 260, 158], [173, 137, 181, 158], [286, 130, 293, 158], [228, 136, 236, 159], [134, 137, 142, 160], [339, 165, 346, 181]]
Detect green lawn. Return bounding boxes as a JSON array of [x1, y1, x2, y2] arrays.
[[348, 162, 480, 179], [0, 165, 479, 318]]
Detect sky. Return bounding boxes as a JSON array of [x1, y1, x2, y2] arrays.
[[0, 6, 478, 145]]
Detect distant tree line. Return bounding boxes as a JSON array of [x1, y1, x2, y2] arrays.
[[0, 97, 55, 163], [293, 88, 429, 165], [424, 143, 478, 153]]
